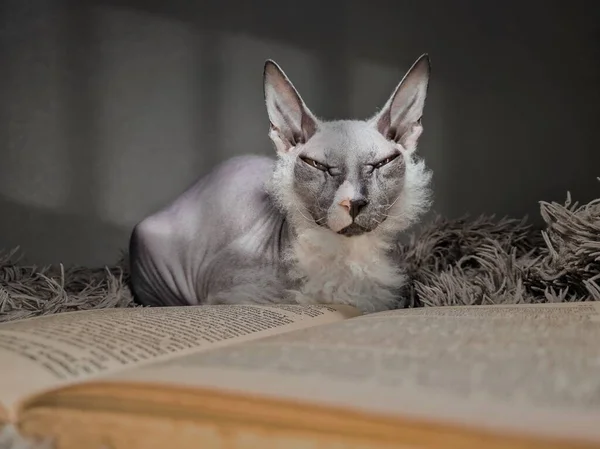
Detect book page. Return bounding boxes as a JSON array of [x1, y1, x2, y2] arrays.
[[0, 303, 359, 416], [106, 302, 600, 443]]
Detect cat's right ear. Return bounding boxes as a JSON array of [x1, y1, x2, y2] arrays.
[[263, 60, 318, 153], [369, 54, 431, 154]]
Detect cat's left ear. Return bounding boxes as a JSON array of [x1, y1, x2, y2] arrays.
[[263, 60, 319, 153], [370, 54, 430, 153]]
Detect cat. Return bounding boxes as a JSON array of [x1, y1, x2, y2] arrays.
[[129, 54, 433, 314]]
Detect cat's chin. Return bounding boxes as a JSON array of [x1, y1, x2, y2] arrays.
[[336, 223, 370, 237]]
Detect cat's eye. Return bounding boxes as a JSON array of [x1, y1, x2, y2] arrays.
[[300, 156, 328, 172], [372, 154, 400, 170]]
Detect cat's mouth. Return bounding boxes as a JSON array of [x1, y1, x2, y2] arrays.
[[337, 222, 370, 237]]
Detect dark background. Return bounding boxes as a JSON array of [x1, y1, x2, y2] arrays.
[[1, 0, 599, 266]]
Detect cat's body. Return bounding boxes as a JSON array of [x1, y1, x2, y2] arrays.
[[130, 55, 433, 313]]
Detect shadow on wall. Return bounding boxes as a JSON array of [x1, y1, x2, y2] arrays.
[[0, 0, 599, 266], [0, 0, 119, 266], [434, 1, 600, 221], [0, 193, 128, 266]]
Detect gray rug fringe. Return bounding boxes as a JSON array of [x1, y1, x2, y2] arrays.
[[398, 189, 600, 308], [2, 186, 599, 323], [0, 249, 137, 323]]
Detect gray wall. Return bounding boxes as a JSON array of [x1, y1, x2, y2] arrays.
[[1, 0, 599, 266]]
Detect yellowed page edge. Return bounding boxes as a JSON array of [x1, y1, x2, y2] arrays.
[[98, 301, 600, 444], [0, 303, 360, 420], [19, 382, 600, 449]]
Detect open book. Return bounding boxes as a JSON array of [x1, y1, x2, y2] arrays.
[[1, 301, 600, 449]]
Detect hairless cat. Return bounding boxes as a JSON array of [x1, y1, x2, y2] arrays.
[[129, 54, 433, 314]]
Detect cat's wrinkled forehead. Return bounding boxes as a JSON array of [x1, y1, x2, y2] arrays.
[[302, 120, 391, 163]]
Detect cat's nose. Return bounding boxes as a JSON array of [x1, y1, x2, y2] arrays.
[[347, 199, 368, 219]]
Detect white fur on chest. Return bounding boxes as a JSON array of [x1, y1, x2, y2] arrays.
[[285, 228, 406, 313]]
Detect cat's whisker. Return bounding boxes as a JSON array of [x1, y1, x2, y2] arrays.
[[295, 200, 327, 225], [382, 213, 406, 220], [295, 205, 316, 224], [384, 194, 402, 212]]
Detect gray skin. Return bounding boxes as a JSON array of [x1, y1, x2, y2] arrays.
[[129, 54, 432, 310], [129, 155, 290, 306]]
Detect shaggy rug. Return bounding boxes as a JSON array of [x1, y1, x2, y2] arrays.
[[0, 185, 599, 448], [1, 185, 599, 325]]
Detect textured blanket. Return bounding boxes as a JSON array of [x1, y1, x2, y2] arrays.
[[1, 186, 599, 324]]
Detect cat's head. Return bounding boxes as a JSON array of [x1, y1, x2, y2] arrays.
[[265, 55, 433, 240]]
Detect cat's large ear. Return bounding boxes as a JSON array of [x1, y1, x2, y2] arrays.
[[264, 60, 318, 153], [370, 54, 430, 153]]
